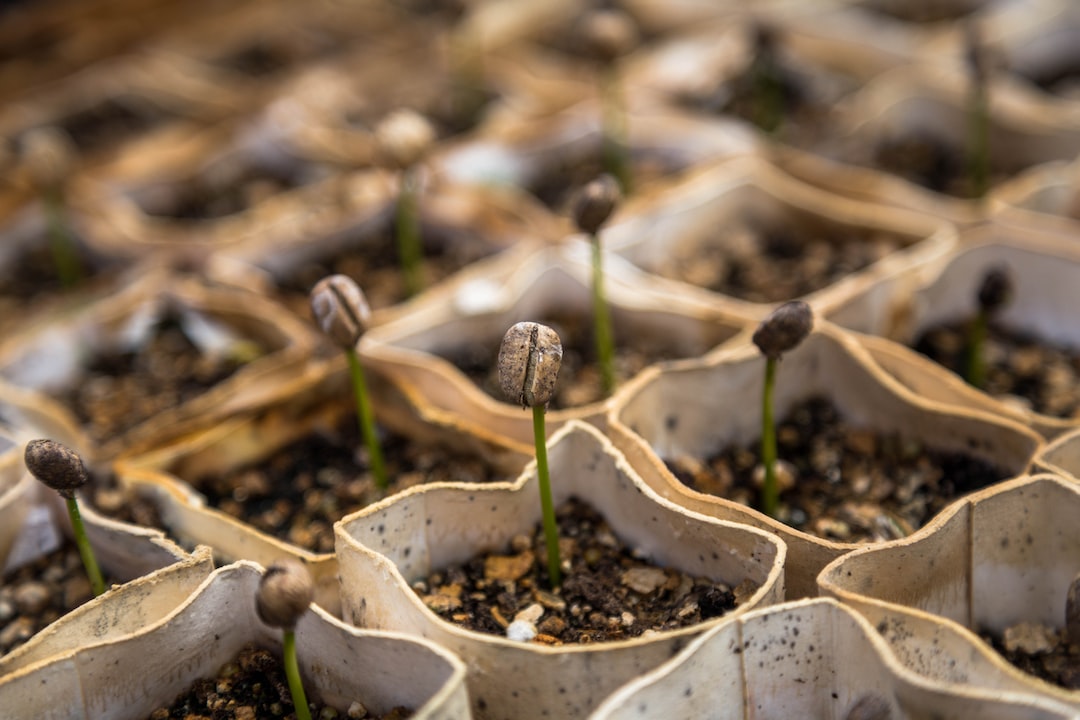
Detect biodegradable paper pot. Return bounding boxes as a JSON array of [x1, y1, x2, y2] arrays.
[[606, 320, 1042, 599], [0, 269, 318, 461], [111, 357, 531, 616], [819, 474, 1080, 710], [590, 597, 1076, 720], [360, 243, 749, 454], [862, 221, 1080, 439], [1036, 426, 1080, 481], [991, 159, 1080, 237], [0, 561, 473, 720], [335, 420, 786, 720], [602, 155, 956, 334], [1, 450, 212, 675]]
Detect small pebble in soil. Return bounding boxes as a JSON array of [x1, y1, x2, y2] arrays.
[[665, 396, 1011, 543], [145, 644, 413, 719], [414, 497, 756, 643], [981, 621, 1080, 690], [0, 544, 116, 656], [915, 320, 1080, 419]]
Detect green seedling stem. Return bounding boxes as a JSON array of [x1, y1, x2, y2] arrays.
[[282, 629, 311, 720], [760, 356, 779, 519], [533, 404, 561, 588], [347, 347, 388, 490], [67, 495, 105, 596], [43, 188, 81, 288], [396, 169, 423, 297], [590, 232, 616, 397], [601, 66, 633, 196], [965, 309, 989, 388]]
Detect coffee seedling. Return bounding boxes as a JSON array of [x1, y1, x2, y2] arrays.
[[965, 21, 991, 200], [965, 265, 1012, 389], [498, 321, 564, 587], [310, 275, 388, 490], [582, 8, 638, 194], [375, 109, 436, 297], [749, 20, 784, 135], [256, 559, 316, 720], [24, 438, 105, 596], [572, 175, 621, 398], [752, 301, 813, 519], [22, 127, 82, 287]]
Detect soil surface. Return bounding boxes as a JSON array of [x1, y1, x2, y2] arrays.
[[278, 223, 500, 315], [981, 621, 1080, 690], [0, 543, 117, 656], [0, 233, 107, 308], [85, 468, 167, 531], [52, 95, 172, 156], [650, 219, 903, 304], [665, 396, 1011, 543], [914, 320, 1080, 419], [414, 496, 757, 643], [50, 311, 259, 444], [872, 132, 1013, 199], [147, 643, 411, 720], [440, 309, 702, 410], [194, 416, 517, 553]]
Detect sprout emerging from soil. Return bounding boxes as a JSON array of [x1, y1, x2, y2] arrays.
[[24, 438, 105, 596], [582, 8, 638, 194], [310, 275, 388, 490], [498, 321, 563, 587], [965, 21, 991, 199], [749, 20, 784, 135], [257, 559, 316, 720], [752, 301, 813, 519], [375, 109, 436, 298], [965, 265, 1012, 389], [572, 175, 621, 397], [22, 127, 82, 287]]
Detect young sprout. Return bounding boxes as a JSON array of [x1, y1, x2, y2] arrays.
[[310, 275, 388, 490], [572, 175, 622, 398], [256, 559, 316, 720], [965, 21, 991, 199], [375, 109, 436, 298], [752, 301, 813, 519], [965, 265, 1012, 389], [582, 8, 639, 195], [22, 127, 82, 287], [24, 439, 105, 597], [749, 20, 784, 135], [498, 321, 563, 588]]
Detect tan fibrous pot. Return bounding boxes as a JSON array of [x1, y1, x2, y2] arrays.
[[360, 243, 750, 454], [606, 320, 1042, 598], [0, 269, 318, 462], [0, 561, 474, 720], [857, 221, 1080, 440], [335, 421, 786, 720], [818, 474, 1080, 711], [590, 597, 1077, 720]]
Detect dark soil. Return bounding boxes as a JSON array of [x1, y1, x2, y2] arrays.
[[665, 396, 1011, 543], [147, 643, 412, 720], [193, 415, 516, 554], [650, 220, 903, 304], [872, 132, 1012, 199], [529, 147, 673, 214], [981, 622, 1080, 690], [277, 223, 500, 315], [0, 232, 108, 307], [85, 468, 167, 531], [49, 95, 172, 157], [136, 162, 324, 221], [1022, 62, 1080, 99], [49, 311, 259, 444], [413, 496, 756, 644], [862, 1, 979, 24], [0, 543, 118, 656], [439, 309, 699, 410], [914, 320, 1080, 419]]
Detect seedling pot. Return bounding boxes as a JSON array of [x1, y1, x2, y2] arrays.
[[335, 420, 785, 720], [0, 560, 473, 720]]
